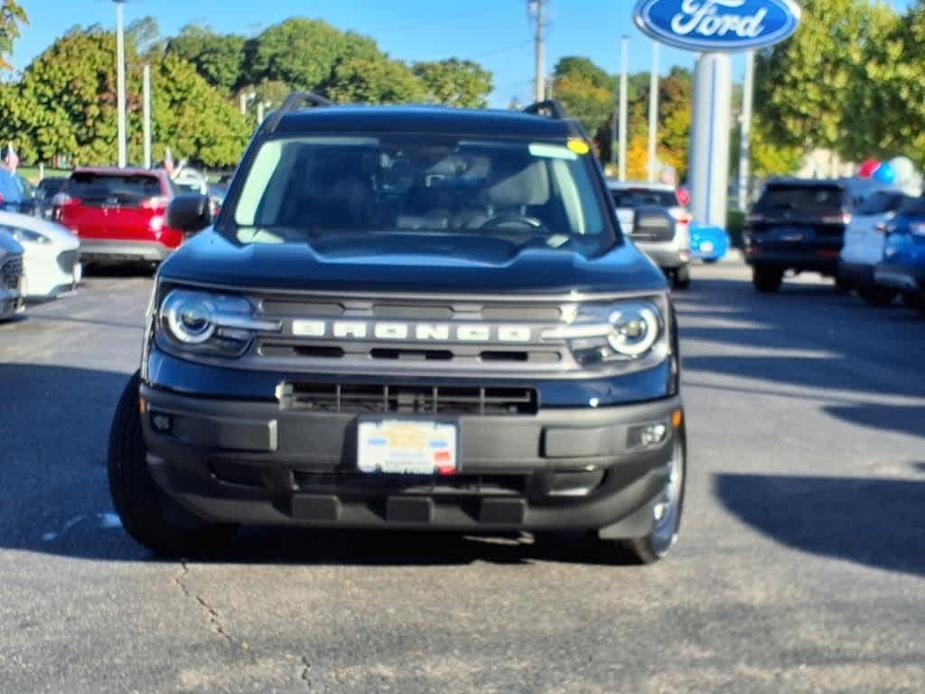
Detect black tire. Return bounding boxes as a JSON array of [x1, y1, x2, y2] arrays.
[[672, 265, 691, 290], [834, 276, 853, 294], [858, 285, 897, 307], [752, 266, 783, 293], [902, 292, 923, 310], [108, 372, 236, 556], [594, 426, 687, 565], [619, 426, 687, 564]]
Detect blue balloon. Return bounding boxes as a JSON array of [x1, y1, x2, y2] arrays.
[[873, 162, 896, 183]]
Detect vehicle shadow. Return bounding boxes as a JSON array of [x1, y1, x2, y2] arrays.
[[0, 363, 641, 567], [823, 403, 925, 439], [714, 473, 925, 577]]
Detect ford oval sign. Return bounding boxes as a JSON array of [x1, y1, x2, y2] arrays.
[[634, 0, 802, 52]]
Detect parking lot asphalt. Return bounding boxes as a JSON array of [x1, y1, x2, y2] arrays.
[[1, 261, 923, 693]]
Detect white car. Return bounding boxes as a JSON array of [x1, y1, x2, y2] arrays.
[[607, 180, 692, 289], [0, 210, 81, 299], [837, 191, 909, 305]]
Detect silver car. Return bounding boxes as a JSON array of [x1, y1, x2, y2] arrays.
[[608, 180, 692, 289], [0, 229, 25, 320]]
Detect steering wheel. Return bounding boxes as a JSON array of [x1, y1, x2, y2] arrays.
[[479, 213, 548, 231]]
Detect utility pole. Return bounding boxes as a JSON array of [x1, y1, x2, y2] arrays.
[[530, 0, 547, 102], [618, 35, 629, 181], [114, 0, 127, 168], [143, 64, 152, 169], [647, 41, 660, 183], [738, 50, 755, 210]]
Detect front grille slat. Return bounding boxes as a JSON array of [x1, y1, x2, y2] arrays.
[[280, 382, 538, 415], [0, 257, 23, 290]]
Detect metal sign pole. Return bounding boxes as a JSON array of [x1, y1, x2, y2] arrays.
[[647, 41, 660, 182], [689, 53, 732, 227], [618, 35, 629, 181], [738, 50, 756, 210]]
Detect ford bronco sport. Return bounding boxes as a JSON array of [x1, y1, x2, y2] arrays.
[[108, 95, 686, 564]]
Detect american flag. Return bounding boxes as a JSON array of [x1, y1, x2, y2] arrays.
[[5, 142, 19, 173]]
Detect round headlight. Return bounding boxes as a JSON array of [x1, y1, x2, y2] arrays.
[[607, 304, 660, 357], [163, 291, 216, 344]]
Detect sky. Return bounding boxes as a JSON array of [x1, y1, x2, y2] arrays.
[[11, 0, 915, 107]]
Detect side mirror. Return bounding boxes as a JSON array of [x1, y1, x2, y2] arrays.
[[167, 193, 212, 233]]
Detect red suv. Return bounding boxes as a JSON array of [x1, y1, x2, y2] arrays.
[[57, 168, 184, 265]]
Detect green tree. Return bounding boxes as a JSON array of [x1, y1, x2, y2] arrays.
[[326, 57, 426, 104], [144, 53, 250, 167], [246, 18, 379, 93], [862, 0, 925, 166], [552, 56, 614, 143], [0, 27, 249, 167], [0, 0, 27, 70], [755, 0, 897, 160], [167, 24, 247, 94], [412, 59, 493, 107]]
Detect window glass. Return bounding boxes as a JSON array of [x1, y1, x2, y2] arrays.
[[232, 136, 614, 255]]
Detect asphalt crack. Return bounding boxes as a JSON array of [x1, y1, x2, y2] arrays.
[[299, 656, 312, 690], [173, 562, 313, 689], [173, 561, 250, 652]]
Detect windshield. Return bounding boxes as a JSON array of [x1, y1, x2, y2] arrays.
[[754, 184, 845, 213], [855, 192, 907, 216], [610, 188, 679, 208], [231, 135, 613, 253]]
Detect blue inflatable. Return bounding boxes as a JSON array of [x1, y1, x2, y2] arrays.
[[873, 162, 896, 184], [690, 224, 730, 263]]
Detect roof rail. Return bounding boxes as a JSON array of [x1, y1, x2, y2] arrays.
[[523, 99, 569, 120], [262, 92, 333, 133]]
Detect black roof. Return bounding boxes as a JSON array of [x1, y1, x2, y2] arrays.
[[271, 105, 573, 140]]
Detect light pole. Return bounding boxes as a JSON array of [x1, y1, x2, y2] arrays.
[[113, 0, 128, 168]]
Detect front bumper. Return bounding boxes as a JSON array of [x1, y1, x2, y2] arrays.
[[80, 239, 173, 264], [0, 287, 24, 319], [141, 382, 683, 534], [635, 241, 691, 270]]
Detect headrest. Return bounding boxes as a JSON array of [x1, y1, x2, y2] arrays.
[[486, 161, 549, 208]]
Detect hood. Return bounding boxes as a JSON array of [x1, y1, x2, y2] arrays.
[[159, 229, 667, 295], [0, 210, 79, 248]]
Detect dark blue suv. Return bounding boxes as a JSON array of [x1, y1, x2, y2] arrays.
[[107, 95, 686, 563]]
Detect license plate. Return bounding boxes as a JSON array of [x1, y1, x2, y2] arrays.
[[74, 263, 83, 284], [357, 420, 458, 475]]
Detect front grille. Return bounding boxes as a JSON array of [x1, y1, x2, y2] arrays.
[[293, 470, 529, 496], [56, 249, 79, 274], [0, 256, 23, 290], [279, 382, 538, 415]]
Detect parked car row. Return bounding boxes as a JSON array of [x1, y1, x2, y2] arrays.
[[742, 176, 925, 314]]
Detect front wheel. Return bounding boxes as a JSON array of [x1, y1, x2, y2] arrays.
[[108, 372, 236, 556], [619, 427, 687, 563], [672, 265, 691, 290], [752, 266, 783, 293]]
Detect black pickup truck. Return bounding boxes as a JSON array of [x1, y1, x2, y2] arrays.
[[108, 96, 686, 564]]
